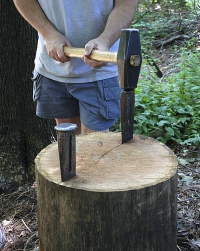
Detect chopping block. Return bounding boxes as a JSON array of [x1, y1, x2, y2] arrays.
[[35, 132, 178, 251]]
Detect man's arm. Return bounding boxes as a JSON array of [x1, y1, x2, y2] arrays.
[[83, 0, 139, 68], [13, 0, 71, 63]]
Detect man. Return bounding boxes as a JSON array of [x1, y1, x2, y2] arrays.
[[13, 0, 139, 134]]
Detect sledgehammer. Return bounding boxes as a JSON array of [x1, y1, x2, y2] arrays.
[[56, 29, 142, 182], [64, 29, 142, 144]]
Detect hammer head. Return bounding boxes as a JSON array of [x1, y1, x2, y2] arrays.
[[117, 29, 142, 90]]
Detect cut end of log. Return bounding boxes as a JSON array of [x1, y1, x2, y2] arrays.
[[35, 133, 177, 192]]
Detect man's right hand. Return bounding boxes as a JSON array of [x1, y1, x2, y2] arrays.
[[44, 30, 72, 63], [13, 0, 71, 63]]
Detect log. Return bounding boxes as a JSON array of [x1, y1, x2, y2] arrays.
[[35, 133, 178, 251]]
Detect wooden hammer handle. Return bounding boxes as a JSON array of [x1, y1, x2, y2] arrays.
[[63, 46, 117, 63]]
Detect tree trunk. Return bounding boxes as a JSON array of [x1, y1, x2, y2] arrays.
[[0, 0, 55, 192], [36, 132, 178, 251]]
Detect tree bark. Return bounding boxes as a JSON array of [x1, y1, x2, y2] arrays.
[[0, 0, 55, 192], [36, 132, 178, 251]]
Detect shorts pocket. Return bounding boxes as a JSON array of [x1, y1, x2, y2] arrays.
[[97, 77, 122, 119], [32, 71, 42, 102]]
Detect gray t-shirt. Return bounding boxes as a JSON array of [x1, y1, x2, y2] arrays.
[[35, 0, 119, 83]]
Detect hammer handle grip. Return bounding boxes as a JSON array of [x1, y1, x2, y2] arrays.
[[64, 46, 117, 63]]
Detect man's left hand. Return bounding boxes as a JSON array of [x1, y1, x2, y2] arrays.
[[82, 38, 109, 68]]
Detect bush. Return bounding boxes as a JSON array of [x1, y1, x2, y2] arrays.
[[134, 49, 200, 146]]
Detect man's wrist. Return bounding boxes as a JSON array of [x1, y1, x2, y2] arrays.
[[97, 35, 114, 50]]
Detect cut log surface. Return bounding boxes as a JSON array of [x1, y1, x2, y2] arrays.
[[36, 133, 177, 191], [35, 133, 178, 251]]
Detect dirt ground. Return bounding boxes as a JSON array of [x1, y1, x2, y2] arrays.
[[0, 143, 199, 251], [174, 145, 200, 251], [0, 182, 38, 251]]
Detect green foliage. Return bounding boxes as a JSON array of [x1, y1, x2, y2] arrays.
[[185, 0, 200, 8], [111, 1, 200, 146], [111, 49, 200, 146], [134, 0, 199, 46], [134, 50, 200, 146], [137, 0, 198, 13]]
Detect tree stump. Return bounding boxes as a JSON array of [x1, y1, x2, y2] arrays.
[[35, 133, 178, 251]]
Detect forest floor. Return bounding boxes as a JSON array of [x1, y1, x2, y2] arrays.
[[0, 143, 199, 251]]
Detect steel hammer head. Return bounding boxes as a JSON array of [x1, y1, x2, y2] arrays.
[[117, 29, 142, 90]]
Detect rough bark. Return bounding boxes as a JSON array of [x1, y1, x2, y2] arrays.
[[0, 0, 55, 192]]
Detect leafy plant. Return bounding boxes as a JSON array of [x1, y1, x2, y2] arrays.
[[185, 0, 200, 8], [133, 50, 200, 146], [111, 50, 200, 146], [111, 1, 200, 146]]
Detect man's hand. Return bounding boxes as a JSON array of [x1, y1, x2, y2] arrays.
[[44, 30, 72, 63], [13, 0, 72, 64], [82, 0, 139, 69], [82, 38, 109, 68]]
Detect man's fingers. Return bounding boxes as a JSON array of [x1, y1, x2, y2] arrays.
[[48, 49, 70, 63], [84, 39, 110, 68], [46, 37, 72, 63], [84, 42, 96, 56], [83, 56, 107, 68], [57, 51, 70, 63]]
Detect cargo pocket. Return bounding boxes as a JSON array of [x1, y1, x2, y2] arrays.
[[32, 71, 42, 102], [97, 77, 122, 119]]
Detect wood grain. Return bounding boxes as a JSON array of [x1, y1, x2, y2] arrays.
[[36, 133, 177, 191]]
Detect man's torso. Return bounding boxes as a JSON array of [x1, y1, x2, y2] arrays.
[[35, 0, 119, 83]]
